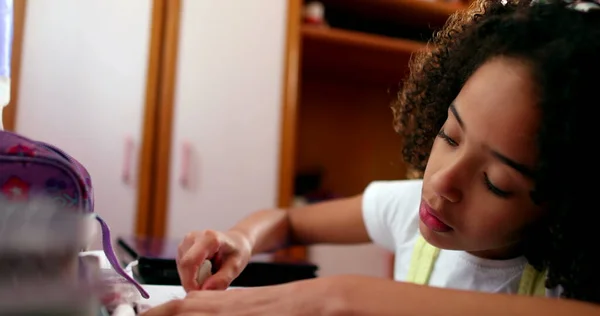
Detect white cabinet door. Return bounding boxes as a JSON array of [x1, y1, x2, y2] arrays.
[[16, 0, 153, 248], [166, 0, 287, 239]]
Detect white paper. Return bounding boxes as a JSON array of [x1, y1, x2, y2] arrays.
[[140, 285, 187, 307], [140, 285, 244, 308]]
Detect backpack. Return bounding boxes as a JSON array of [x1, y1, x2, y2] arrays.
[[0, 130, 149, 299]]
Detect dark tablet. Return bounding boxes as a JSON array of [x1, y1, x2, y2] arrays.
[[116, 236, 318, 287]]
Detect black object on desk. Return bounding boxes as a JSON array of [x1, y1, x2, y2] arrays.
[[116, 236, 318, 287]]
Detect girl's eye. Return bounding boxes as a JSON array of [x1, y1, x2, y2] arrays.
[[438, 128, 514, 199], [483, 173, 513, 199], [437, 129, 458, 147]]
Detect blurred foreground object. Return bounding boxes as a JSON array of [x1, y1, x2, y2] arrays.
[[0, 130, 151, 314], [0, 197, 93, 280], [0, 197, 105, 315]]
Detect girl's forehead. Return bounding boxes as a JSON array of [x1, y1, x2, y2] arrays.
[[454, 58, 540, 168]]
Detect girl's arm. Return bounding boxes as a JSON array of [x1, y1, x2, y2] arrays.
[[230, 195, 370, 254], [332, 275, 600, 316], [140, 274, 600, 316]]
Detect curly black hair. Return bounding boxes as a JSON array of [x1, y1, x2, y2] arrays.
[[392, 0, 600, 304]]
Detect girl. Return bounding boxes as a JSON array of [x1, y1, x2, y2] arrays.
[[147, 0, 599, 314]]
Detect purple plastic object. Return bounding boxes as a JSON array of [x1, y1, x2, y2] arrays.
[[0, 130, 149, 299]]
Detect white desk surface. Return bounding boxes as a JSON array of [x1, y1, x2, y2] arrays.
[[141, 285, 242, 308], [79, 251, 243, 308], [141, 285, 187, 307]]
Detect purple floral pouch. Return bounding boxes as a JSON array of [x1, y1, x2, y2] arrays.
[[0, 130, 149, 298]]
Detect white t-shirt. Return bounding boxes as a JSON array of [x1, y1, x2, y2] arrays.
[[362, 179, 560, 296]]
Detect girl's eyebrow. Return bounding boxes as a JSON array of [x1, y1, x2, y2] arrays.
[[491, 151, 535, 179], [450, 102, 535, 179], [449, 103, 464, 129]]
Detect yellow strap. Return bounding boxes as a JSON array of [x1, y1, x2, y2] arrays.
[[518, 263, 547, 296], [407, 235, 546, 296], [406, 235, 440, 285]]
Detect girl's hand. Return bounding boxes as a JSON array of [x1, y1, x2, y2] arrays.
[[140, 278, 342, 316], [177, 229, 252, 292]]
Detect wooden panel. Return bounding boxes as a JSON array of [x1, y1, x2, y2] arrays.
[[278, 0, 302, 215], [296, 74, 408, 198], [147, 0, 180, 239], [136, 0, 170, 237], [2, 0, 26, 131], [276, 0, 307, 261]]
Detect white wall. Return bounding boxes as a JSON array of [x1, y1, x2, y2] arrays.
[[16, 0, 153, 248]]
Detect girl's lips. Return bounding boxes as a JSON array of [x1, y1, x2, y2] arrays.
[[419, 200, 452, 233]]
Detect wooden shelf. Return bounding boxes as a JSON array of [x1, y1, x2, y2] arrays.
[[301, 25, 425, 85], [318, 0, 466, 30]]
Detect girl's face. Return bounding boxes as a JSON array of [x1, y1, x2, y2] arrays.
[[420, 57, 544, 259]]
